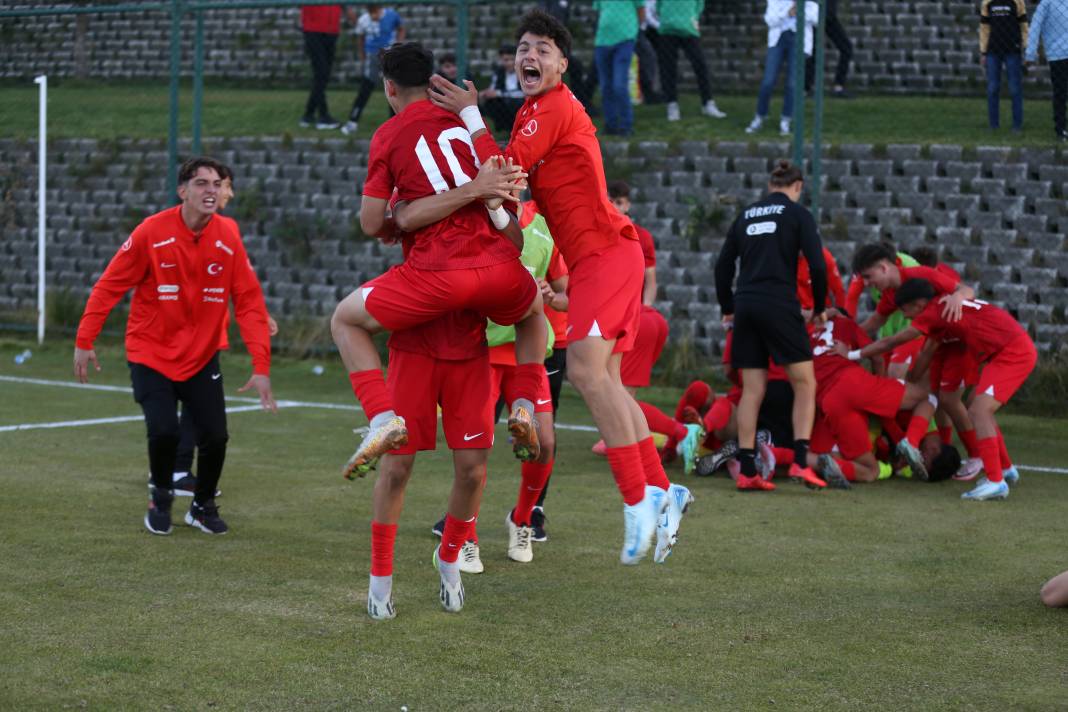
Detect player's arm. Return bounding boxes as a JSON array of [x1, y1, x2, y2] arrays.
[[827, 253, 847, 309], [938, 280, 976, 322], [835, 325, 922, 362], [858, 309, 887, 336], [391, 156, 526, 233], [643, 266, 658, 307], [908, 337, 940, 386], [714, 218, 741, 324], [540, 274, 569, 312], [799, 211, 827, 322], [844, 275, 863, 319], [358, 195, 398, 240], [229, 239, 277, 412]]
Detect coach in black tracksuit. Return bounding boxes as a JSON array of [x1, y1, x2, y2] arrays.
[[714, 160, 826, 486]]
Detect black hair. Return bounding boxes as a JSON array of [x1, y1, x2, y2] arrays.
[[908, 245, 939, 268], [607, 179, 631, 200], [499, 43, 516, 56], [217, 162, 234, 184], [894, 278, 936, 308], [439, 51, 457, 65], [928, 443, 962, 482], [177, 156, 226, 185], [380, 42, 434, 88], [768, 159, 804, 187], [515, 8, 572, 59], [851, 241, 898, 275]]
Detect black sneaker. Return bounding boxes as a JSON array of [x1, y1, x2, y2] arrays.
[[530, 506, 547, 542], [185, 499, 228, 535], [697, 439, 738, 476], [431, 516, 445, 538], [144, 487, 174, 535]]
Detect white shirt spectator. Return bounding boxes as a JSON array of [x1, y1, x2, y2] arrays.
[[764, 0, 820, 56]]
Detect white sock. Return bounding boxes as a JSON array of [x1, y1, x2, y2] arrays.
[[369, 574, 392, 601], [436, 555, 461, 586], [369, 410, 396, 429]]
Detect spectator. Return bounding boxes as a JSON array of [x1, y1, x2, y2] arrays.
[[541, 0, 600, 114], [300, 4, 352, 129], [593, 0, 644, 135], [437, 51, 474, 87], [342, 4, 405, 136], [804, 0, 853, 97], [745, 0, 819, 137], [636, 0, 663, 104], [1026, 0, 1068, 141], [480, 43, 526, 132], [980, 0, 1028, 132], [656, 0, 727, 121]]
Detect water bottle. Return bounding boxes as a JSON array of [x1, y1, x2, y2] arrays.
[[13, 349, 32, 365]]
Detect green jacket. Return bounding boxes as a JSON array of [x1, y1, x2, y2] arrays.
[[594, 0, 643, 47], [485, 211, 555, 357], [658, 0, 705, 38]]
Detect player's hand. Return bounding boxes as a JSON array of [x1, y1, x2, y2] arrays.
[[239, 374, 277, 413], [473, 156, 527, 204], [830, 340, 851, 358], [267, 314, 279, 336], [939, 292, 965, 322], [74, 347, 100, 383], [538, 278, 555, 303], [810, 310, 827, 327], [428, 75, 479, 113]]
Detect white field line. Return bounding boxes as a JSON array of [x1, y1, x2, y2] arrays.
[[0, 404, 266, 432]]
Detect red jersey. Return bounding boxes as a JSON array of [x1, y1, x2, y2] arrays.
[[364, 100, 520, 271], [301, 5, 342, 33], [388, 309, 488, 361], [75, 206, 271, 381], [635, 221, 656, 268], [798, 247, 845, 310], [471, 82, 636, 268], [809, 316, 871, 398], [909, 298, 1029, 362], [876, 264, 959, 317]]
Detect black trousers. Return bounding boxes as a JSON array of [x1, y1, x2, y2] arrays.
[[174, 405, 196, 475], [805, 12, 853, 90], [130, 354, 228, 503], [656, 34, 713, 104], [303, 31, 337, 120], [636, 27, 661, 103], [1051, 59, 1068, 135]]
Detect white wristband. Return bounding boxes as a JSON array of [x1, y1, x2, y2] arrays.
[[847, 349, 862, 361], [488, 206, 510, 230], [459, 105, 487, 135]]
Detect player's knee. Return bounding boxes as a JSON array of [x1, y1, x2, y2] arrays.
[[537, 432, 555, 463], [1040, 580, 1065, 608], [454, 462, 486, 489], [147, 429, 180, 451], [198, 428, 229, 453]]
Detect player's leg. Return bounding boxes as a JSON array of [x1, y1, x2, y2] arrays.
[[735, 368, 771, 489], [1041, 570, 1068, 608], [176, 353, 230, 534], [507, 289, 548, 462], [533, 346, 566, 535], [435, 447, 489, 613], [171, 404, 197, 495], [130, 362, 182, 535], [367, 452, 416, 621], [782, 360, 817, 471]]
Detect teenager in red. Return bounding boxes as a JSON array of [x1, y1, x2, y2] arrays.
[[428, 11, 692, 565], [74, 157, 275, 536]]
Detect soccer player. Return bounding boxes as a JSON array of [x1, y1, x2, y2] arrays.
[[842, 278, 1036, 500], [714, 160, 827, 492], [74, 157, 276, 535], [330, 42, 549, 479], [428, 10, 693, 565]]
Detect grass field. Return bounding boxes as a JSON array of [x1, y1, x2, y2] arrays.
[[1, 81, 1067, 150], [1, 335, 1068, 710]]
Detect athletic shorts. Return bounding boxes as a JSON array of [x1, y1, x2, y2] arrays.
[[889, 337, 923, 366], [820, 369, 905, 460], [386, 349, 494, 454], [929, 340, 980, 393], [566, 238, 643, 354], [363, 260, 536, 332], [490, 363, 554, 414], [810, 412, 837, 455], [730, 298, 811, 369], [620, 306, 669, 388], [976, 335, 1037, 404]]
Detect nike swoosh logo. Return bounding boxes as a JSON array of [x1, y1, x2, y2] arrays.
[[545, 369, 560, 376], [463, 432, 484, 441], [161, 262, 176, 268], [211, 373, 221, 380], [536, 399, 552, 405]]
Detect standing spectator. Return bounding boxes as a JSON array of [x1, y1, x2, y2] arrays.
[[540, 0, 599, 114], [745, 0, 819, 136], [480, 44, 526, 132], [804, 0, 853, 98], [342, 4, 405, 136], [300, 4, 351, 129], [636, 0, 663, 104], [980, 0, 1028, 132], [593, 0, 645, 135], [1026, 0, 1068, 141], [657, 0, 727, 121]]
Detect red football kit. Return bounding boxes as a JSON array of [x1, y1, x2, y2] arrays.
[[875, 264, 959, 317], [470, 82, 642, 352], [300, 5, 341, 33], [621, 306, 669, 388], [76, 206, 271, 382], [361, 99, 535, 330], [909, 299, 1036, 403], [798, 247, 845, 311], [635, 221, 656, 269]]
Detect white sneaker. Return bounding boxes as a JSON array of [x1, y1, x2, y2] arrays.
[[779, 117, 792, 135], [654, 483, 694, 563], [433, 549, 464, 613], [459, 540, 484, 574], [505, 511, 534, 563], [621, 485, 667, 565], [702, 99, 727, 118], [961, 478, 1009, 501], [366, 589, 396, 620], [666, 101, 681, 121], [341, 120, 358, 136], [342, 414, 408, 479], [895, 439, 929, 481], [953, 457, 984, 481], [744, 115, 764, 134]]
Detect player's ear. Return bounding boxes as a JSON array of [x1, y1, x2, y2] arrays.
[[559, 55, 568, 75]]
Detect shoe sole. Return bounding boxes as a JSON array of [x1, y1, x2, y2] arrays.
[[654, 492, 694, 564], [816, 456, 849, 490], [367, 594, 397, 620], [143, 514, 172, 535], [343, 427, 409, 479], [963, 493, 1008, 501], [184, 512, 228, 534], [898, 443, 929, 481], [507, 410, 540, 462]]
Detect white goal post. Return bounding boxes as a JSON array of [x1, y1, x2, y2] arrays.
[[34, 74, 47, 345]]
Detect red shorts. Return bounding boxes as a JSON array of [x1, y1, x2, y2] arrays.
[[810, 413, 837, 455], [386, 349, 494, 454], [363, 260, 536, 331], [566, 238, 643, 354], [620, 306, 669, 388], [929, 340, 980, 393], [490, 364, 553, 413], [820, 369, 905, 460], [976, 335, 1037, 404], [889, 337, 923, 366]]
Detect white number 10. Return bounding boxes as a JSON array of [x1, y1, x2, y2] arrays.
[[415, 127, 480, 194]]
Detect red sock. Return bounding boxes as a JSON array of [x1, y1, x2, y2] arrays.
[[703, 397, 733, 433], [771, 447, 795, 466], [938, 425, 953, 445], [438, 514, 472, 563], [503, 363, 544, 406], [470, 519, 479, 545], [906, 415, 929, 447], [959, 428, 981, 458], [835, 458, 857, 481], [638, 401, 687, 440], [349, 370, 393, 421], [978, 437, 1003, 483], [606, 443, 646, 506], [370, 521, 397, 577], [675, 380, 711, 420], [995, 427, 1012, 469], [881, 416, 905, 444], [514, 460, 553, 525], [638, 437, 671, 490]]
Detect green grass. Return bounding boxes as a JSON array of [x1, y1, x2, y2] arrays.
[[1, 81, 1065, 149], [2, 335, 1068, 710]]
